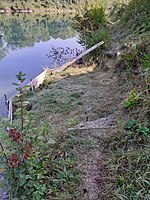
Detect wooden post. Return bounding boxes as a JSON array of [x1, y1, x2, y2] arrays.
[[4, 94, 9, 112], [8, 98, 13, 124]]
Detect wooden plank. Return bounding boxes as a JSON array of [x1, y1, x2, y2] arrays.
[[68, 126, 115, 131], [8, 98, 12, 124], [4, 94, 9, 111], [52, 41, 104, 73], [28, 69, 48, 90]]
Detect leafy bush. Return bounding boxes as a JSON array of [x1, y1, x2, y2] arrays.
[[86, 28, 111, 48], [0, 72, 55, 199], [85, 6, 106, 30], [74, 4, 110, 61], [74, 5, 106, 32], [141, 53, 150, 69], [0, 71, 80, 199], [121, 52, 138, 68]]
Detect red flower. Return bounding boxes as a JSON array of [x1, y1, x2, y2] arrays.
[[8, 128, 21, 142], [23, 152, 29, 159], [9, 153, 18, 168], [24, 142, 31, 152]]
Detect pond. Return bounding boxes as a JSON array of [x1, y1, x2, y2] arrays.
[[0, 13, 84, 116]]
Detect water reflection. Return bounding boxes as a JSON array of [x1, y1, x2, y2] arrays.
[[0, 13, 83, 116], [0, 13, 77, 58]]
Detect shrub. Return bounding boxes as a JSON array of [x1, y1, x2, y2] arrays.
[[73, 4, 110, 61], [0, 72, 55, 199], [86, 28, 111, 48]]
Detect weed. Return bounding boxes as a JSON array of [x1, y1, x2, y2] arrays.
[[0, 72, 52, 199], [125, 119, 149, 137], [68, 117, 80, 128], [123, 89, 140, 109], [119, 0, 150, 35]]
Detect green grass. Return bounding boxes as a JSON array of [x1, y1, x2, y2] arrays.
[[119, 0, 150, 36], [104, 3, 150, 197], [106, 132, 150, 200]]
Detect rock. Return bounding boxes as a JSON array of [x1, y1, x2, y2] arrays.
[[133, 65, 142, 75], [104, 50, 116, 58], [75, 58, 84, 65]]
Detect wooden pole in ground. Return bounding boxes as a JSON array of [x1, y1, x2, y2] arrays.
[[52, 41, 104, 74]]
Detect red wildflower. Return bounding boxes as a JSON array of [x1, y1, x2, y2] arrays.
[[24, 142, 31, 152], [9, 153, 18, 168], [8, 128, 21, 142], [23, 152, 29, 160]]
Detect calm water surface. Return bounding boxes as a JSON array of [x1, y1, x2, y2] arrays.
[[0, 14, 83, 116]]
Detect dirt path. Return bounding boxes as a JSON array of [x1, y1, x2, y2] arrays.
[[70, 115, 115, 200]]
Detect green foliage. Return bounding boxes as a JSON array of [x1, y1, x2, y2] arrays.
[[125, 119, 139, 132], [86, 28, 111, 48], [115, 147, 150, 200], [83, 6, 106, 31], [68, 117, 80, 127], [0, 72, 54, 199], [119, 0, 150, 35], [49, 156, 79, 199], [121, 52, 138, 68], [141, 53, 150, 69], [74, 4, 110, 61], [123, 89, 140, 109], [117, 37, 150, 95], [89, 6, 106, 25], [106, 120, 150, 199], [125, 119, 149, 136], [0, 71, 81, 199]]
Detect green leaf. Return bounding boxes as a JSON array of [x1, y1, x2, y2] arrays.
[[27, 180, 34, 188], [12, 83, 20, 86], [48, 138, 56, 144], [37, 136, 45, 140], [19, 174, 26, 186], [0, 182, 4, 189]]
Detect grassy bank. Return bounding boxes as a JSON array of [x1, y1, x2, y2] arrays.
[[104, 1, 150, 199]]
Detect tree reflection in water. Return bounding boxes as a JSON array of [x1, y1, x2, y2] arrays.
[[0, 13, 77, 60]]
